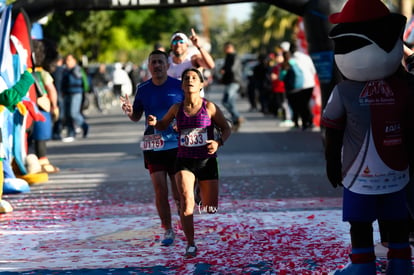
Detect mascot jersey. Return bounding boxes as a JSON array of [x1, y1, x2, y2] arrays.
[[133, 76, 183, 151], [322, 76, 413, 195]]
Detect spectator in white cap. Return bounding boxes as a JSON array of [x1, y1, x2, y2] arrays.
[[167, 28, 215, 97]]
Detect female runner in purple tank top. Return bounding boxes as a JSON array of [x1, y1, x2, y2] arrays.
[[148, 68, 231, 258]]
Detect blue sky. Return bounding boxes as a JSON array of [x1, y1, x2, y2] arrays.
[[227, 3, 252, 22]]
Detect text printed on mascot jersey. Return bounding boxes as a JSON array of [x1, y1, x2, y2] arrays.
[[180, 128, 207, 147], [140, 134, 164, 150]]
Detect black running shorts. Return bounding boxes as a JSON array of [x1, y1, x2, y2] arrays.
[[175, 157, 219, 181]]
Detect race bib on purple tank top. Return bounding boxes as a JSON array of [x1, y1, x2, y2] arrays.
[[179, 128, 208, 147]]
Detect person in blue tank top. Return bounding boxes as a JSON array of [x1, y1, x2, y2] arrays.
[[120, 50, 184, 247], [147, 68, 231, 258]]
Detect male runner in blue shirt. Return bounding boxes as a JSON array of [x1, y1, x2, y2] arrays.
[[121, 50, 183, 246]]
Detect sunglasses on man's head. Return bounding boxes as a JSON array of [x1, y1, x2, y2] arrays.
[[172, 40, 185, 45]]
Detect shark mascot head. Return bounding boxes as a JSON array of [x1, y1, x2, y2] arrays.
[[329, 0, 406, 81]]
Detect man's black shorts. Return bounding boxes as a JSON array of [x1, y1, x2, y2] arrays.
[[143, 148, 177, 175]]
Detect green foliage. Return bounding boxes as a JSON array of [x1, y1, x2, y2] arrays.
[[213, 3, 297, 57], [246, 3, 297, 54], [138, 8, 192, 42], [15, 2, 298, 64], [44, 11, 114, 62], [43, 8, 193, 64]]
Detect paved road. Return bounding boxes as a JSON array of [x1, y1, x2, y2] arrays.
[[0, 85, 385, 274]]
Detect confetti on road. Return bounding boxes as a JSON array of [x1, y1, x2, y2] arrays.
[[0, 197, 352, 274]]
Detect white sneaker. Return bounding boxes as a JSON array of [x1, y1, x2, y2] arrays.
[[279, 120, 294, 127], [185, 245, 197, 257], [62, 137, 75, 143]]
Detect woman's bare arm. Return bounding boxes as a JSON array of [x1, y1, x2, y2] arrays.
[[205, 101, 231, 154], [147, 103, 179, 130]]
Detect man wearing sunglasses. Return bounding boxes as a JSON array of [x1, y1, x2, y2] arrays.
[[167, 28, 215, 97]]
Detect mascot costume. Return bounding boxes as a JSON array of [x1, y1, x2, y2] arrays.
[[0, 5, 34, 212], [322, 0, 414, 274], [0, 4, 52, 213], [10, 9, 50, 184]]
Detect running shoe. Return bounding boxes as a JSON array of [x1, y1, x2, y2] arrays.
[[185, 245, 197, 257], [62, 136, 75, 143], [161, 229, 175, 246], [279, 119, 294, 127]]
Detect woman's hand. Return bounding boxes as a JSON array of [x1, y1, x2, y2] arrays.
[[206, 139, 220, 154], [147, 115, 157, 126]]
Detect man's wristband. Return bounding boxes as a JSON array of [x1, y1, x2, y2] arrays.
[[217, 138, 224, 146]]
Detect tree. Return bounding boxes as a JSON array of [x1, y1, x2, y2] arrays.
[[42, 8, 194, 64], [228, 3, 297, 56], [44, 11, 114, 62]]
